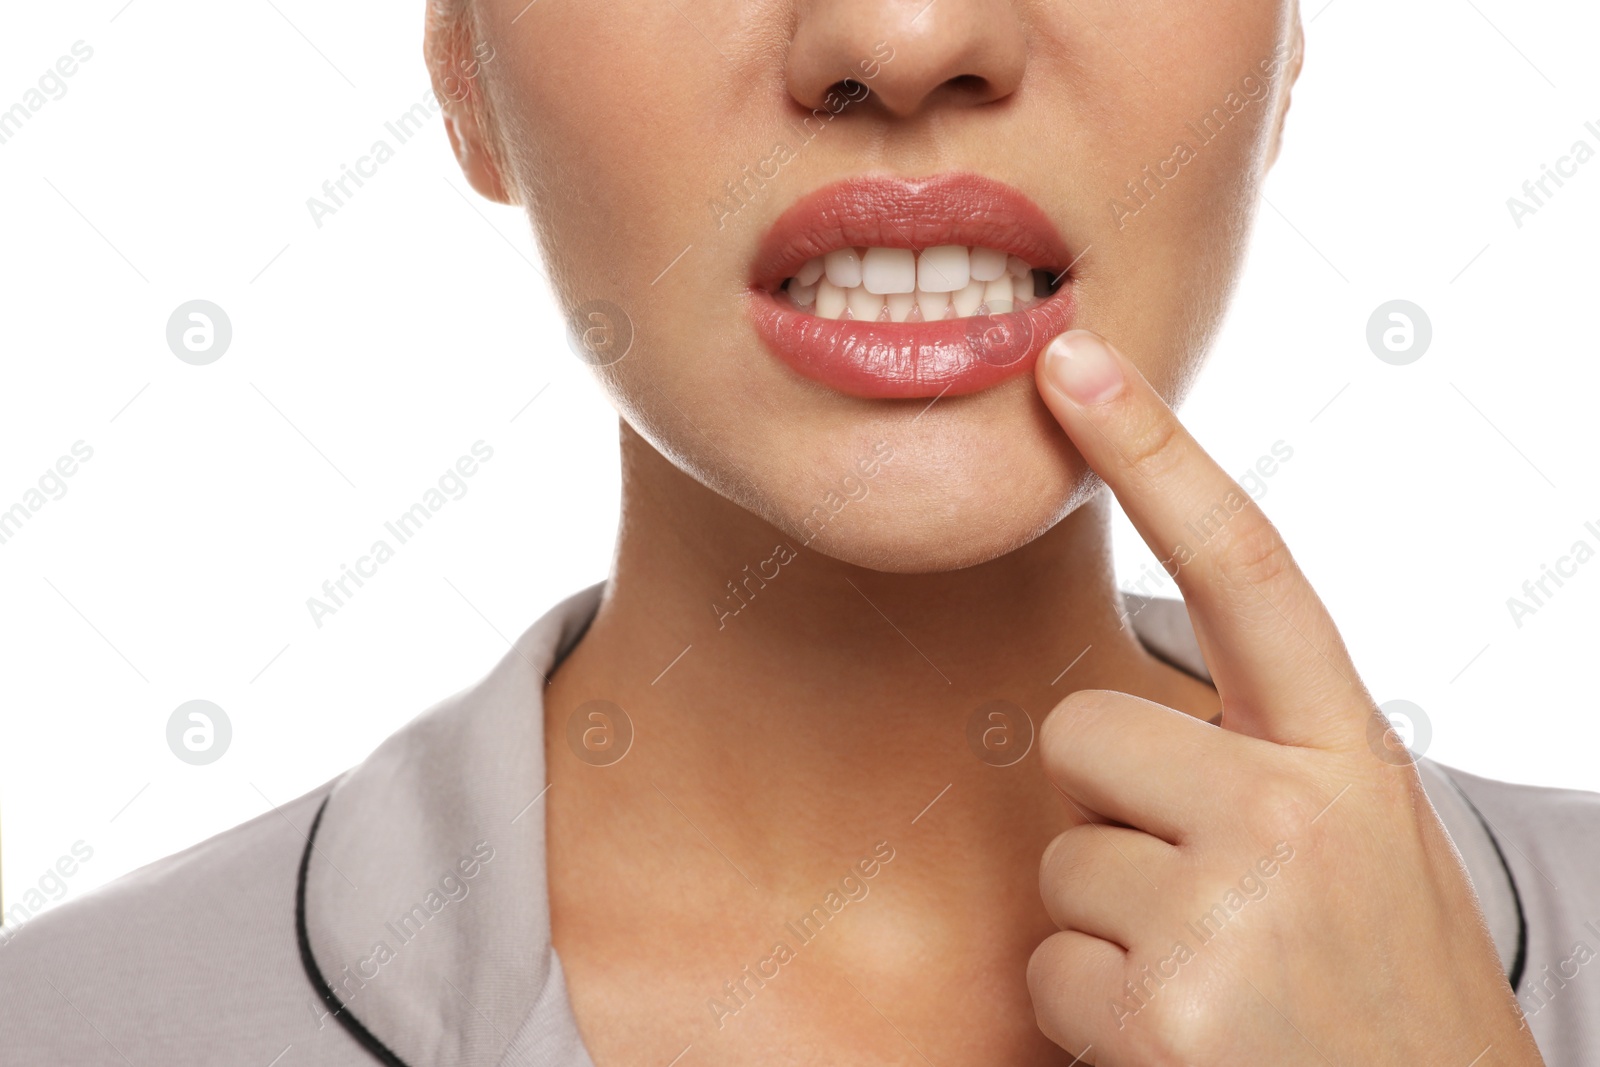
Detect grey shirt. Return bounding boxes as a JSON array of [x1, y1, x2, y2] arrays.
[[2, 582, 1596, 1065]]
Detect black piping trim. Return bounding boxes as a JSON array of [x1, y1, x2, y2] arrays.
[[1118, 595, 1221, 725], [1132, 636, 1224, 726], [296, 794, 415, 1067], [1439, 770, 1530, 993]]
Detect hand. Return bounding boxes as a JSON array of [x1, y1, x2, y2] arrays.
[[1024, 329, 1544, 1066]]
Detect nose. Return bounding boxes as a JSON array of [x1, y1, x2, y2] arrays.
[[786, 0, 1027, 119]]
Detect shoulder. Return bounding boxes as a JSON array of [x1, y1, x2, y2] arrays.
[[0, 780, 370, 1066], [1426, 762, 1600, 1065], [1438, 762, 1600, 878], [0, 584, 602, 1067]]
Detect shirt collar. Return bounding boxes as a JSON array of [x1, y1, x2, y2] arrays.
[[300, 581, 601, 1067], [298, 584, 1521, 1066]]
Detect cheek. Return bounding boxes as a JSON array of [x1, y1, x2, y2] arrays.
[[486, 5, 790, 442], [485, 5, 760, 304], [1054, 4, 1289, 402]]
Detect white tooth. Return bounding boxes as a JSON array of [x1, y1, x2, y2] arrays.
[[886, 291, 916, 323], [796, 258, 824, 286], [1007, 255, 1030, 278], [861, 247, 916, 294], [951, 278, 985, 317], [847, 285, 885, 322], [815, 278, 847, 319], [1015, 271, 1035, 302], [789, 281, 818, 307], [983, 275, 1014, 314], [915, 288, 950, 320], [824, 248, 862, 288], [916, 245, 969, 293], [970, 247, 1007, 282]]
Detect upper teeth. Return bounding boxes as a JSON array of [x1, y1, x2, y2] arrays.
[[784, 245, 1052, 322]]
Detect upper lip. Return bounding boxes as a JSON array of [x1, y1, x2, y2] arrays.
[[749, 172, 1075, 293]]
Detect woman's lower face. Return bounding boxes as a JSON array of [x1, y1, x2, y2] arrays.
[[445, 0, 1300, 572]]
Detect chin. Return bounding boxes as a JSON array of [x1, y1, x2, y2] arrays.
[[763, 434, 1096, 575]]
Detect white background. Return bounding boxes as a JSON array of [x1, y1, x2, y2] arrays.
[[1, 0, 1596, 919]]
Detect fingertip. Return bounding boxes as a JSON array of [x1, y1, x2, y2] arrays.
[[1038, 329, 1125, 408], [1040, 829, 1067, 873]]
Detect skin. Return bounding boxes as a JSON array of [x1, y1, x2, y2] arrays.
[[426, 1, 1544, 1064]]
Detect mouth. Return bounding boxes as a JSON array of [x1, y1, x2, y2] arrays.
[[747, 173, 1078, 400]]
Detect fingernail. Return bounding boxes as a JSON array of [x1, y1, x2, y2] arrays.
[[1043, 330, 1124, 406]]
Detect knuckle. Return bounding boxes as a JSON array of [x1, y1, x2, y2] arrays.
[[1131, 997, 1228, 1066], [1026, 934, 1086, 1050], [1119, 413, 1187, 482], [1218, 513, 1298, 591], [1038, 826, 1093, 903], [1240, 774, 1318, 841], [1025, 931, 1070, 999], [1375, 760, 1425, 806]]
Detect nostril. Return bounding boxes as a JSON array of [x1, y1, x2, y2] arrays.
[[941, 73, 993, 101], [825, 77, 868, 102]]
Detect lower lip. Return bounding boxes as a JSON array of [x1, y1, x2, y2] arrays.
[[748, 284, 1076, 399]]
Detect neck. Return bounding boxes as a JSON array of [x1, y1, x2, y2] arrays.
[[545, 422, 1218, 896]]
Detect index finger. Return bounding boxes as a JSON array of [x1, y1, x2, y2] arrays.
[[1034, 328, 1362, 749]]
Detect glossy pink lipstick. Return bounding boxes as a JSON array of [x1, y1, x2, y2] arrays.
[[747, 173, 1077, 399]]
